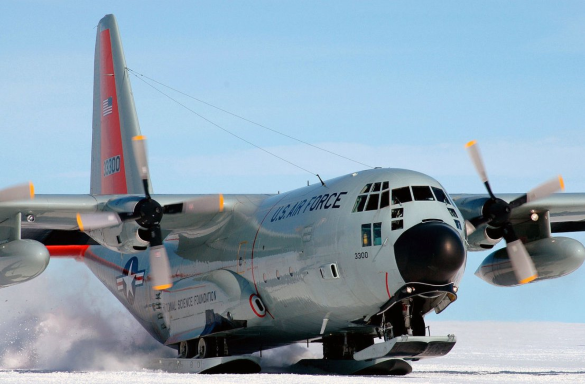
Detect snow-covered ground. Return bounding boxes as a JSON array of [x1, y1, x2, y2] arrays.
[[1, 321, 585, 383], [2, 263, 585, 383]]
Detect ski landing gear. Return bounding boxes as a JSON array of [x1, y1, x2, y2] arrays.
[[152, 337, 261, 374], [291, 333, 413, 376], [150, 355, 261, 374]]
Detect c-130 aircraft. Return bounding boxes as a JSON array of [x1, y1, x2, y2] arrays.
[[1, 14, 584, 375]]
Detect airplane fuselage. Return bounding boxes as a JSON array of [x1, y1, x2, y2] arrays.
[[82, 168, 467, 354]]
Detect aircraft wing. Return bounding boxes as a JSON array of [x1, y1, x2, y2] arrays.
[[452, 193, 585, 233], [0, 193, 241, 245], [0, 192, 252, 289]]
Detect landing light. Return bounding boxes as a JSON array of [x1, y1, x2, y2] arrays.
[[531, 213, 539, 222], [453, 286, 458, 293], [406, 286, 414, 294]]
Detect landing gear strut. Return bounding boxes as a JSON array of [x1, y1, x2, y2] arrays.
[[322, 333, 374, 360], [178, 337, 229, 359]]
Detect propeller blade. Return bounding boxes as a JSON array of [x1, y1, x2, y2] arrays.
[[465, 140, 489, 184], [132, 135, 149, 180], [182, 194, 225, 215], [509, 176, 565, 209], [0, 182, 35, 202], [149, 245, 172, 290], [527, 175, 564, 203], [506, 239, 538, 285], [77, 212, 121, 231], [132, 135, 151, 197], [465, 141, 496, 199]]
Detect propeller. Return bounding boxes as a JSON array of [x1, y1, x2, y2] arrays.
[[77, 135, 172, 290], [465, 140, 564, 285], [0, 182, 35, 202]]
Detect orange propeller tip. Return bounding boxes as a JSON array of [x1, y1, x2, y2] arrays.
[[132, 135, 146, 141], [153, 284, 172, 291], [29, 181, 35, 199], [559, 175, 565, 191], [519, 274, 537, 285], [76, 213, 84, 231], [465, 140, 477, 148]]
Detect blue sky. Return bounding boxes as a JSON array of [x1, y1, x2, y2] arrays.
[[2, 1, 585, 324]]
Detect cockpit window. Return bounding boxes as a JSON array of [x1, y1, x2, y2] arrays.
[[380, 190, 390, 209], [432, 187, 449, 203], [392, 187, 412, 205], [353, 181, 390, 212], [412, 186, 435, 201], [352, 195, 368, 212], [360, 184, 372, 193], [365, 194, 380, 211]]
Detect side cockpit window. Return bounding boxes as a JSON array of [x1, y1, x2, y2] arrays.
[[361, 222, 382, 247], [353, 181, 390, 212], [432, 187, 449, 204]]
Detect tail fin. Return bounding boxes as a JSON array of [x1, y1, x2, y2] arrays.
[[90, 14, 150, 195]]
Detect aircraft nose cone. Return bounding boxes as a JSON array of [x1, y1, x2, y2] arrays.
[[394, 222, 466, 284]]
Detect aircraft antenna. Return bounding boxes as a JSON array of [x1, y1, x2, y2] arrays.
[[129, 68, 326, 184], [126, 68, 375, 169]]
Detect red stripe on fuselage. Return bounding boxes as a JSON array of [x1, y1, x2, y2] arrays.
[[99, 29, 127, 194]]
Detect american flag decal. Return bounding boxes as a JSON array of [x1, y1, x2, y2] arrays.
[[102, 97, 113, 116]]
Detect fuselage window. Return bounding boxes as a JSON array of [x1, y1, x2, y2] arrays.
[[392, 187, 412, 205], [412, 186, 435, 201], [448, 208, 458, 218], [365, 194, 380, 211], [373, 222, 382, 245], [361, 224, 372, 246], [391, 220, 403, 231], [392, 208, 403, 218]]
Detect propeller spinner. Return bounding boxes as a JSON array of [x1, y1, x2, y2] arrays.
[[465, 140, 564, 285]]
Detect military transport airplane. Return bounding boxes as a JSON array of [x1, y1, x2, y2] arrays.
[[1, 14, 584, 375]]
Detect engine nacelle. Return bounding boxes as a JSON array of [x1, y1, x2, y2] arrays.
[[90, 221, 150, 254], [0, 239, 50, 288], [86, 196, 150, 253], [475, 237, 585, 287]]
